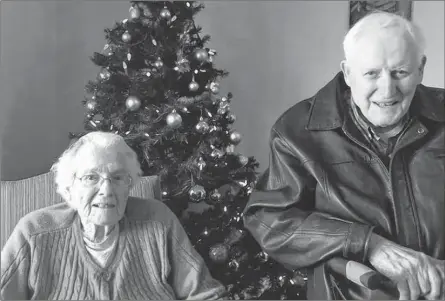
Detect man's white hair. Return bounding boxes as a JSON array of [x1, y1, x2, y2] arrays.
[[343, 11, 426, 64], [51, 131, 142, 201]]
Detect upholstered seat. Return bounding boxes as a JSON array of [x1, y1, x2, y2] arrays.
[[0, 172, 161, 248]]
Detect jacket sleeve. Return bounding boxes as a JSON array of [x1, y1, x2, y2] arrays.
[[242, 128, 374, 270], [1, 222, 32, 300], [165, 209, 227, 300]]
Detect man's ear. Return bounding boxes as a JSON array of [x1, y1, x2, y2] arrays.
[[418, 55, 427, 83], [340, 60, 351, 87]]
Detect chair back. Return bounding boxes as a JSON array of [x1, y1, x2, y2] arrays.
[[0, 172, 161, 248]]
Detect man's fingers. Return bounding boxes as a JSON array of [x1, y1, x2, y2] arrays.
[[398, 280, 410, 300], [424, 267, 441, 300], [407, 276, 421, 300], [417, 268, 431, 297]]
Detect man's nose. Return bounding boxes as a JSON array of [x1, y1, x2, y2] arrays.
[[98, 178, 113, 196], [377, 71, 397, 98]]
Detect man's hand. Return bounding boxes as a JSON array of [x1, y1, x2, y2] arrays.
[[368, 234, 444, 300]]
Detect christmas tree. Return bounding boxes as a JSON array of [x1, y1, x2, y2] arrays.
[[71, 1, 307, 299]]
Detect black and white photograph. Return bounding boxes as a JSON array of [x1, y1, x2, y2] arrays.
[[0, 1, 444, 300]]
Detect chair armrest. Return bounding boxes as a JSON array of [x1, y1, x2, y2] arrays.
[[326, 257, 398, 296]]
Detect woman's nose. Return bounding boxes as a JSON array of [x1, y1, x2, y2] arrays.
[[98, 178, 113, 196]]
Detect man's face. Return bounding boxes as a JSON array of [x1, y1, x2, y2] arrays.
[[341, 28, 426, 127], [68, 145, 131, 226]]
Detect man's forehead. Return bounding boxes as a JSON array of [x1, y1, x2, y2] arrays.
[[350, 30, 417, 66]]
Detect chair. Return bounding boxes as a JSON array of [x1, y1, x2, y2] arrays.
[[0, 172, 161, 248]]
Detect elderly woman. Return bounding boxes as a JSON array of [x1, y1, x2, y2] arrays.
[[1, 131, 226, 300]]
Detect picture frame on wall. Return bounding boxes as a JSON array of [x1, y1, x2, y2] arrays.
[[349, 1, 413, 27]]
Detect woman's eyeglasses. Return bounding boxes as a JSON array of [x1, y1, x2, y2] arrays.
[[76, 173, 132, 187]]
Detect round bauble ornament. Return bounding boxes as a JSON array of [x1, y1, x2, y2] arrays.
[[160, 7, 172, 20], [217, 107, 227, 115], [238, 155, 248, 166], [210, 189, 222, 203], [125, 95, 141, 111], [122, 31, 131, 43], [166, 110, 182, 128], [209, 82, 220, 94], [211, 149, 224, 159], [194, 48, 209, 62], [209, 243, 229, 263], [226, 112, 236, 123], [129, 6, 140, 20], [229, 130, 242, 145], [154, 59, 164, 69], [189, 185, 206, 202], [188, 81, 199, 92], [97, 68, 111, 81], [86, 100, 98, 111], [219, 100, 229, 109], [195, 119, 209, 134]]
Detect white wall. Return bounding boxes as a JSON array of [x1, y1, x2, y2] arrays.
[[413, 1, 445, 88]]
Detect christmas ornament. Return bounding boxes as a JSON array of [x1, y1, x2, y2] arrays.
[[219, 100, 229, 109], [209, 82, 220, 94], [238, 155, 249, 166], [289, 270, 307, 286], [210, 189, 222, 203], [256, 251, 269, 263], [86, 100, 97, 111], [160, 7, 171, 20], [129, 6, 140, 20], [194, 48, 209, 62], [154, 58, 163, 69], [209, 244, 229, 263], [217, 107, 227, 115], [102, 44, 113, 56], [166, 110, 182, 128], [188, 81, 199, 92], [197, 157, 206, 170], [228, 259, 240, 271], [143, 8, 152, 17], [189, 185, 206, 202], [97, 68, 111, 81], [122, 31, 131, 43], [211, 149, 224, 159], [226, 112, 236, 123], [277, 274, 288, 287], [229, 130, 242, 145], [195, 119, 209, 134], [125, 96, 141, 111]]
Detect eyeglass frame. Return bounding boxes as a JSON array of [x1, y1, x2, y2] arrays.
[[74, 172, 133, 187]]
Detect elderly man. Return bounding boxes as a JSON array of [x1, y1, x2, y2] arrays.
[[243, 12, 444, 300], [1, 131, 226, 300]]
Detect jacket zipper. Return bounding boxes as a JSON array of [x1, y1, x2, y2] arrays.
[[342, 130, 399, 235]]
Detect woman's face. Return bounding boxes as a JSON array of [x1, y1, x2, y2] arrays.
[[67, 145, 131, 226]]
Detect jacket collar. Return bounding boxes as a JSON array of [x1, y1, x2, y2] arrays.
[[306, 72, 445, 131]]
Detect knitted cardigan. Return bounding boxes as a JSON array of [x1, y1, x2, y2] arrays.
[[1, 197, 226, 300]]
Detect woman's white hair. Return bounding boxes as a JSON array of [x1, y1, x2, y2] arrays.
[[343, 11, 426, 64], [51, 131, 142, 201]]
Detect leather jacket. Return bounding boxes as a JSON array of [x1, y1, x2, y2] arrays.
[[243, 72, 445, 299]]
